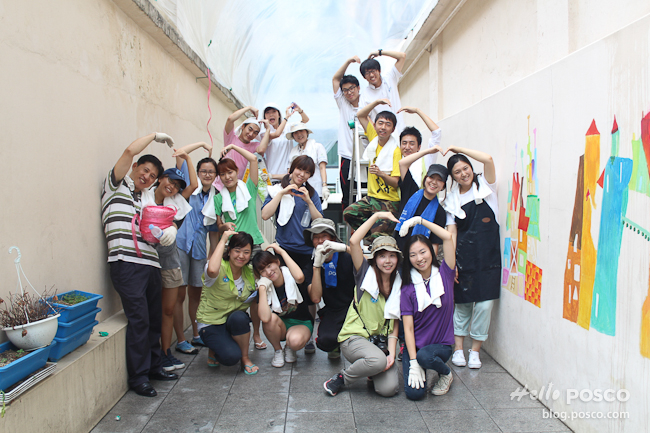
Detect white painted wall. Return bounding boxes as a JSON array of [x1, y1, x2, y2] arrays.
[[0, 0, 236, 328], [400, 2, 650, 431]]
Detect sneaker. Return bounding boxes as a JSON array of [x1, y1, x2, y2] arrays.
[[323, 373, 345, 396], [431, 372, 453, 395], [468, 349, 482, 369], [161, 352, 175, 372], [175, 340, 199, 355], [327, 347, 341, 359], [396, 341, 405, 362], [451, 349, 466, 367], [304, 339, 315, 354], [166, 349, 185, 370], [284, 347, 297, 363], [271, 350, 285, 368], [191, 336, 207, 347]]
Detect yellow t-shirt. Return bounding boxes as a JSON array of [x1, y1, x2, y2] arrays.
[[365, 122, 378, 142], [367, 141, 401, 201]]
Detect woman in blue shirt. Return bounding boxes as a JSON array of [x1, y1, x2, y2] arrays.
[[175, 149, 220, 353]]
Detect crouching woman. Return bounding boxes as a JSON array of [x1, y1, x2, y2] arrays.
[[398, 217, 456, 400], [196, 231, 259, 374], [253, 244, 311, 368], [323, 211, 402, 397]]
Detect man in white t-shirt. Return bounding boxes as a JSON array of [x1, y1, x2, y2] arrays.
[[333, 56, 363, 209], [257, 102, 310, 183], [359, 50, 406, 135]]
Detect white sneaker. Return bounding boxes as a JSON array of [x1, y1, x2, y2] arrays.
[[284, 347, 297, 363], [271, 349, 285, 368], [451, 350, 466, 367], [431, 372, 453, 395], [468, 349, 482, 369]]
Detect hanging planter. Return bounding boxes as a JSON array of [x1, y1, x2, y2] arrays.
[[0, 247, 60, 351]]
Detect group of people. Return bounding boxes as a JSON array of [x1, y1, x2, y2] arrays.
[[101, 50, 501, 400]]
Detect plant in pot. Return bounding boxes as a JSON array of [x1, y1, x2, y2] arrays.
[[1, 247, 60, 350]]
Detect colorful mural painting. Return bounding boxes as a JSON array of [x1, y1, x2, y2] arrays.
[[561, 113, 650, 358], [590, 118, 632, 336], [502, 116, 542, 307]]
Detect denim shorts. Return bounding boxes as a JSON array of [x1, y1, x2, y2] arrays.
[[177, 248, 206, 287]]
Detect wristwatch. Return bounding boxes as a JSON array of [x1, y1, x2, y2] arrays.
[[378, 49, 383, 56]]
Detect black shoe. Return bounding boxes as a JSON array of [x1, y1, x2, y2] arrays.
[[323, 373, 345, 396], [149, 370, 179, 381], [132, 382, 157, 397]]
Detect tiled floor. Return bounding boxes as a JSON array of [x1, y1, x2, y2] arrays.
[[92, 330, 571, 433]]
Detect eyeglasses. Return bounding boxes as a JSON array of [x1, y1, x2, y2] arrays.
[[342, 86, 357, 94], [169, 181, 182, 190], [199, 170, 217, 176]]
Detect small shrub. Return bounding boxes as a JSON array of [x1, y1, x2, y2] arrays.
[[55, 292, 91, 306], [0, 287, 59, 328]]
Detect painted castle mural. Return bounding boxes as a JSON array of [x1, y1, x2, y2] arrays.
[[560, 113, 650, 359], [502, 117, 542, 307]]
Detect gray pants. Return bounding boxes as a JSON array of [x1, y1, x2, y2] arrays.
[[340, 336, 399, 397]]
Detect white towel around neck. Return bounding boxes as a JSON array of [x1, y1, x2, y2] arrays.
[[141, 187, 192, 220], [410, 267, 444, 312], [266, 266, 303, 314], [442, 174, 494, 219], [267, 184, 295, 226], [193, 186, 217, 226], [359, 266, 402, 320], [362, 134, 399, 172], [220, 180, 251, 220]]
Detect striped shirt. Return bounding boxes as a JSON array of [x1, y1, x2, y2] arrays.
[[101, 170, 160, 268]]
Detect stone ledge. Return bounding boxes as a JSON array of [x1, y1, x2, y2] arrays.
[[0, 312, 128, 433]]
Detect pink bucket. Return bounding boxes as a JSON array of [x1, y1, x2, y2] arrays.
[[131, 205, 177, 256]]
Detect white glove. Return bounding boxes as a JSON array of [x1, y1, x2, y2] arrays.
[[154, 132, 175, 148], [260, 170, 269, 183], [159, 226, 177, 246], [408, 359, 426, 390], [313, 245, 326, 268], [321, 185, 330, 201], [399, 216, 423, 237], [257, 276, 273, 292], [322, 240, 347, 254]]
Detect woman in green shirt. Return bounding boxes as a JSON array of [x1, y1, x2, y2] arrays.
[[323, 211, 402, 397], [196, 230, 259, 375], [215, 144, 266, 351]]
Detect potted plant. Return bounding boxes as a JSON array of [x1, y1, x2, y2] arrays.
[[48, 290, 103, 323], [1, 247, 60, 350], [0, 340, 57, 392], [1, 290, 60, 351]]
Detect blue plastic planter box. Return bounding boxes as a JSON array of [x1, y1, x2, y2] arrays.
[[55, 307, 102, 339], [48, 320, 98, 362], [48, 290, 103, 322], [0, 340, 57, 391]]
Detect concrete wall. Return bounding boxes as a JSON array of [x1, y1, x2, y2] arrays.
[[400, 2, 650, 432], [0, 0, 237, 333]]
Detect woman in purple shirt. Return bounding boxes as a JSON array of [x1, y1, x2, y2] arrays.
[[397, 216, 456, 400]]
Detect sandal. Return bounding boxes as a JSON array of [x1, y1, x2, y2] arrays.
[[254, 341, 267, 350], [207, 356, 220, 368], [242, 363, 259, 375]]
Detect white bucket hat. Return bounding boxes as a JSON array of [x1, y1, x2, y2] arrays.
[[285, 123, 313, 140]]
